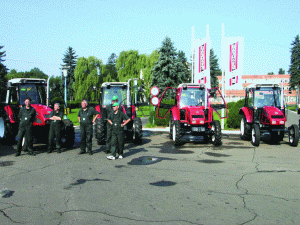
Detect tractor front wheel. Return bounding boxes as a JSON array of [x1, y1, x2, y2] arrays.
[[173, 120, 183, 146], [95, 118, 106, 145], [211, 120, 222, 146], [240, 115, 251, 140], [288, 124, 299, 147], [133, 117, 142, 145], [169, 114, 173, 139], [251, 124, 260, 147]]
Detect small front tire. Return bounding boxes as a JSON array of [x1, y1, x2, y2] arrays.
[[251, 124, 260, 147], [288, 124, 299, 147]]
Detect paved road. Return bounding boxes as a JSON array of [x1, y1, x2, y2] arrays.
[[1, 126, 300, 224]]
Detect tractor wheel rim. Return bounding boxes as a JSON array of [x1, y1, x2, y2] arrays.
[[289, 128, 294, 143], [241, 119, 244, 136], [0, 118, 5, 138], [22, 137, 25, 146], [252, 128, 255, 143], [173, 124, 176, 141], [211, 125, 215, 142]]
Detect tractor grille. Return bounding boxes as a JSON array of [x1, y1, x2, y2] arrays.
[[180, 109, 186, 120], [192, 115, 204, 118], [271, 115, 284, 119]]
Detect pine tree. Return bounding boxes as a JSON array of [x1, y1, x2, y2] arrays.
[[210, 49, 221, 88], [151, 37, 190, 91], [105, 53, 118, 81], [62, 47, 77, 100], [278, 68, 285, 74], [289, 35, 300, 90], [0, 45, 8, 102]]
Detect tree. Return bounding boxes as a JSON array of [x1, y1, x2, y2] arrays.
[[0, 46, 8, 101], [267, 72, 274, 75], [62, 47, 77, 100], [49, 76, 63, 100], [116, 50, 140, 82], [151, 36, 190, 92], [105, 53, 118, 81], [289, 35, 300, 105], [6, 67, 48, 80], [210, 49, 221, 88], [278, 68, 285, 74], [73, 56, 102, 101]]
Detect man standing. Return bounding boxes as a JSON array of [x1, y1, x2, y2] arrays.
[[78, 99, 99, 155], [47, 103, 64, 154], [15, 98, 36, 157], [107, 102, 131, 160], [105, 95, 119, 154]]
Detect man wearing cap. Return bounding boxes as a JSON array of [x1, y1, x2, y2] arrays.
[[78, 99, 100, 155], [107, 102, 131, 160], [105, 95, 120, 154], [15, 98, 36, 157], [47, 103, 64, 154]]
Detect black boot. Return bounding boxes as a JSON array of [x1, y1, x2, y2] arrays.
[[47, 150, 52, 154], [15, 152, 21, 157]]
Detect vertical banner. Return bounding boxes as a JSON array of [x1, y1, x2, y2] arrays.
[[192, 37, 211, 88], [222, 37, 244, 90]]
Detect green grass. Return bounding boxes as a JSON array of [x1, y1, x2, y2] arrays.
[[287, 105, 297, 112], [66, 108, 80, 126], [136, 105, 154, 117]]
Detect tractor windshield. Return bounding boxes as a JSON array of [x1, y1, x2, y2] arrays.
[[180, 88, 206, 107], [102, 86, 129, 106], [19, 84, 47, 105], [253, 88, 282, 108]]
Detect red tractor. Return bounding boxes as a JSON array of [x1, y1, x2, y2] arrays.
[[0, 78, 75, 148], [156, 83, 228, 146], [94, 81, 143, 145], [239, 83, 299, 147]]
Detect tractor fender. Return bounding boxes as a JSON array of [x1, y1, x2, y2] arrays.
[[131, 105, 136, 120], [4, 105, 16, 123], [95, 105, 101, 119], [170, 106, 180, 121], [239, 107, 253, 123]]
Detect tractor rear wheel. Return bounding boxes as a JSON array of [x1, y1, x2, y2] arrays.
[[251, 124, 260, 147], [95, 118, 106, 145], [133, 117, 142, 144], [288, 124, 299, 147], [61, 119, 75, 148], [169, 114, 173, 139], [240, 115, 251, 140], [0, 116, 14, 144], [173, 120, 183, 146], [211, 120, 222, 146]]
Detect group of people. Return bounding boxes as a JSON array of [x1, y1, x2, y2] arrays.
[[15, 96, 131, 160]]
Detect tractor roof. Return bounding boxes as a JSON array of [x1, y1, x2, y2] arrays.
[[8, 78, 46, 84], [178, 83, 205, 88], [101, 82, 128, 87], [247, 83, 280, 89]]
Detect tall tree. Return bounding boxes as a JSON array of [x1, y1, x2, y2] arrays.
[[73, 56, 102, 101], [49, 76, 63, 101], [151, 37, 189, 91], [278, 68, 285, 74], [178, 50, 191, 83], [6, 68, 48, 80], [0, 45, 8, 101], [62, 47, 77, 100], [210, 49, 221, 88], [105, 53, 118, 81], [289, 35, 300, 105], [116, 50, 140, 82]]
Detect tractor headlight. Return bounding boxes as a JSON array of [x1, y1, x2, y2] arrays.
[[272, 121, 276, 125], [280, 121, 284, 125]]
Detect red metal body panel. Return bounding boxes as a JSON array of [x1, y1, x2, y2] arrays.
[[240, 107, 253, 123], [31, 104, 52, 126], [95, 105, 101, 118], [4, 105, 16, 123], [261, 106, 286, 126]]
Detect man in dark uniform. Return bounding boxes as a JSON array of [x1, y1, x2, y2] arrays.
[[107, 102, 131, 160], [15, 98, 36, 157], [105, 95, 119, 154], [47, 103, 64, 154], [78, 99, 99, 155]]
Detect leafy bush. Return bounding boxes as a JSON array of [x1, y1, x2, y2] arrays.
[[149, 107, 170, 126], [226, 102, 235, 110], [226, 98, 245, 129]]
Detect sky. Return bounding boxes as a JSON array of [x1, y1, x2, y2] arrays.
[[1, 0, 299, 78]]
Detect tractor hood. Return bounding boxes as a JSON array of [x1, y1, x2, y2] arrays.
[[263, 106, 286, 125], [31, 104, 53, 126], [185, 106, 205, 125]]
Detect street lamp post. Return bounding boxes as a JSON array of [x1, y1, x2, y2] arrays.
[[62, 65, 70, 116], [97, 67, 101, 101]]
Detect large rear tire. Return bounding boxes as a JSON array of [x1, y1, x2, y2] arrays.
[[169, 114, 173, 139], [211, 120, 222, 146], [133, 117, 142, 145], [95, 118, 106, 145], [0, 116, 14, 144], [288, 124, 299, 147], [240, 115, 251, 141], [173, 120, 183, 146], [251, 124, 260, 147]]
